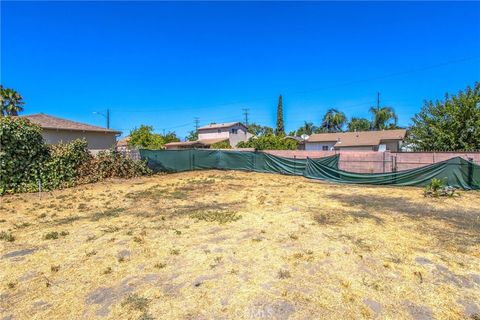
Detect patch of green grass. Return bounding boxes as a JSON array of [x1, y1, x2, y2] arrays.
[[91, 208, 125, 221], [0, 231, 15, 242], [121, 293, 149, 311]]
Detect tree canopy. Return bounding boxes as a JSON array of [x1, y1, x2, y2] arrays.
[[295, 121, 319, 136], [128, 125, 179, 149], [320, 109, 346, 133], [347, 117, 371, 132], [275, 95, 285, 136], [370, 106, 398, 130], [407, 82, 480, 151], [247, 123, 274, 136], [1, 85, 25, 116], [236, 134, 297, 150]]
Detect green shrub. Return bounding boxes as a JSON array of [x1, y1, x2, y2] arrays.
[[0, 117, 49, 194], [210, 140, 231, 149], [0, 117, 151, 195], [236, 134, 298, 150]]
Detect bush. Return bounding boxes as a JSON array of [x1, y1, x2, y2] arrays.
[[0, 117, 49, 193], [424, 178, 456, 197], [236, 134, 298, 150], [210, 140, 231, 149], [0, 117, 151, 194]]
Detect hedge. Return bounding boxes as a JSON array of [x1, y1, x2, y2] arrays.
[[0, 116, 151, 194]]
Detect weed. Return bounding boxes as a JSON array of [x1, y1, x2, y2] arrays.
[[101, 226, 120, 233], [91, 208, 125, 221], [154, 262, 166, 269], [44, 231, 68, 240], [170, 248, 180, 255], [55, 216, 80, 225], [39, 213, 47, 219], [7, 281, 17, 289], [0, 231, 15, 242], [14, 222, 31, 229], [289, 233, 298, 240], [122, 293, 149, 311], [191, 210, 241, 224], [133, 236, 144, 243], [77, 203, 88, 210], [138, 312, 155, 320], [103, 267, 113, 274], [51, 265, 60, 272], [278, 269, 291, 279], [86, 250, 97, 257]]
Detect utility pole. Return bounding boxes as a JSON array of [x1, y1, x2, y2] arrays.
[[242, 108, 249, 126], [376, 92, 380, 112], [107, 109, 110, 129], [194, 117, 200, 132]]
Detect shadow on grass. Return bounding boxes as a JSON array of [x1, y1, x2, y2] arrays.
[[327, 193, 480, 247]]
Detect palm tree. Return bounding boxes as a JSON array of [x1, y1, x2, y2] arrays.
[[296, 121, 318, 136], [320, 108, 346, 133], [369, 106, 398, 130], [1, 87, 25, 116]]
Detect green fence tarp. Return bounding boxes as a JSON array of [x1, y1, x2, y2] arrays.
[[304, 156, 480, 190], [139, 149, 339, 175]]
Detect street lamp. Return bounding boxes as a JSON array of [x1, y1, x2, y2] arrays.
[[93, 109, 110, 129]]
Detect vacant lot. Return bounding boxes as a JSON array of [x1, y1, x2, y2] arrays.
[[1, 171, 479, 320]]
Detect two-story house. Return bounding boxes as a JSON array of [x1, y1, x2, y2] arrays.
[[165, 122, 252, 149]]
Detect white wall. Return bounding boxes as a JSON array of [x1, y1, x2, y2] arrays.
[[198, 124, 251, 147], [41, 129, 117, 150], [305, 142, 336, 151]]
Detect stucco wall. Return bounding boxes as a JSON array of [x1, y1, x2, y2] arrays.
[[305, 142, 336, 151], [41, 129, 117, 150]]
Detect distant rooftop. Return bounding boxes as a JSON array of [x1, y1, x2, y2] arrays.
[[308, 129, 406, 147], [198, 122, 246, 131], [22, 113, 121, 134]]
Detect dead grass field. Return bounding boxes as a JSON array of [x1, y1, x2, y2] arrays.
[[1, 170, 480, 320]]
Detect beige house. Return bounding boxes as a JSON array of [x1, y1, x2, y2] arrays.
[[22, 113, 121, 151], [305, 129, 407, 152], [165, 122, 252, 149]]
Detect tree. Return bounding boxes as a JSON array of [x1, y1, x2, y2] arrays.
[[210, 140, 231, 149], [407, 82, 480, 151], [275, 95, 285, 136], [320, 109, 346, 133], [186, 130, 198, 141], [296, 121, 318, 136], [128, 125, 179, 149], [247, 123, 274, 136], [347, 117, 371, 132], [236, 134, 297, 150], [1, 86, 25, 116], [370, 106, 398, 130]]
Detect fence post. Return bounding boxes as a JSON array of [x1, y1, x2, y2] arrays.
[[383, 152, 386, 173]]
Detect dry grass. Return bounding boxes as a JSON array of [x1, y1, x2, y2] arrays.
[[1, 170, 480, 319]]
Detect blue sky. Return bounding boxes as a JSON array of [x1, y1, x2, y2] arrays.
[[1, 1, 479, 138]]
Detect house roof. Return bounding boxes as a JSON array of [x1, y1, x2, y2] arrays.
[[198, 122, 246, 131], [307, 129, 406, 148], [22, 113, 121, 134], [164, 138, 229, 148]]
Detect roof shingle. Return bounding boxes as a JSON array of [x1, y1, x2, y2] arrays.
[[21, 113, 121, 134], [307, 129, 406, 147]]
